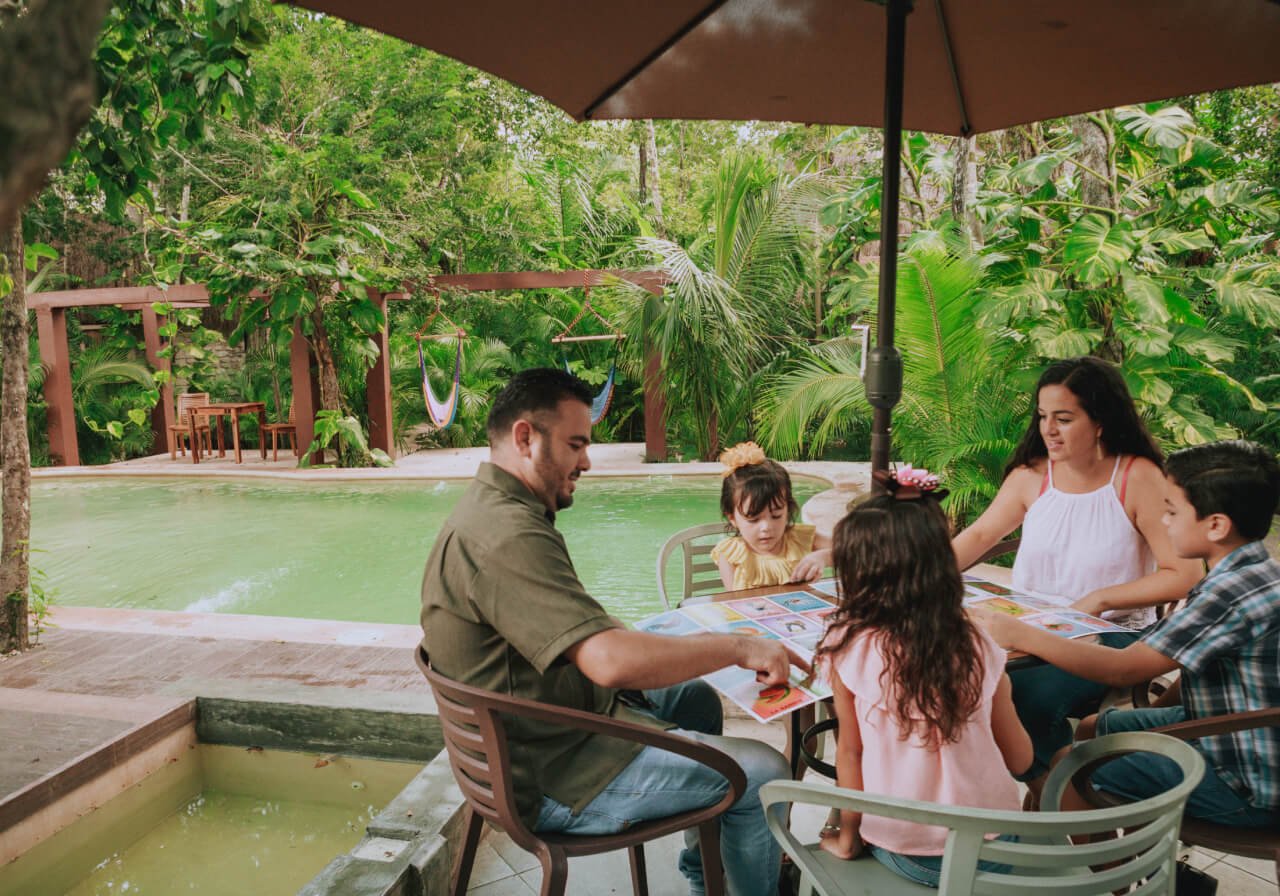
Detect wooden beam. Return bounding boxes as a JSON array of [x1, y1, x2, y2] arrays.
[[141, 305, 173, 455], [643, 342, 667, 463], [364, 288, 394, 458], [35, 308, 79, 466], [27, 284, 211, 310], [386, 269, 668, 297]]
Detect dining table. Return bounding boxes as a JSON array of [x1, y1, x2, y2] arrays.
[[686, 560, 1026, 778], [188, 401, 267, 464]]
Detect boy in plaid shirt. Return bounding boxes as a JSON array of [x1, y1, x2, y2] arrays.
[[977, 440, 1280, 826]]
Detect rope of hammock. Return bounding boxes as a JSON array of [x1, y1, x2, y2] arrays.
[[414, 288, 466, 429], [551, 284, 625, 425]]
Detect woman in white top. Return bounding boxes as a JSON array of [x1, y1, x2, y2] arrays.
[[953, 357, 1201, 797]]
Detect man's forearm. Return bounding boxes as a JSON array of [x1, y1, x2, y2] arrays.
[[571, 629, 753, 690]]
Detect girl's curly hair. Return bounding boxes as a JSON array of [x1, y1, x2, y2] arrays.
[[814, 494, 984, 748]]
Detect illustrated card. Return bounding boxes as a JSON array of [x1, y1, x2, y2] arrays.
[[1040, 609, 1129, 635], [966, 579, 1013, 597], [759, 613, 824, 637], [720, 668, 821, 722], [810, 578, 840, 597], [724, 596, 787, 619], [786, 630, 824, 654], [801, 606, 835, 625], [966, 596, 1038, 617], [681, 602, 746, 627], [712, 620, 779, 639], [636, 610, 704, 636], [1023, 613, 1101, 639], [769, 591, 832, 613]]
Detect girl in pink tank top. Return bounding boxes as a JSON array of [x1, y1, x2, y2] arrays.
[[815, 469, 1032, 887]]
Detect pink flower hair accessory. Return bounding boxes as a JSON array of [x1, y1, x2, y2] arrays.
[[872, 464, 948, 501]]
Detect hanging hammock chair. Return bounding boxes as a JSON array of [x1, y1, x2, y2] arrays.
[[414, 291, 466, 430], [552, 285, 625, 425]]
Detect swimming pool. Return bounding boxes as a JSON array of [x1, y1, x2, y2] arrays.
[[32, 475, 823, 624]]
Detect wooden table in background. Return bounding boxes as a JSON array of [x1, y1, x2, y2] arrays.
[[189, 401, 266, 464]]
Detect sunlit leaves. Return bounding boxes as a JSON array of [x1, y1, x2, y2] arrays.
[[1063, 215, 1136, 285], [1117, 105, 1195, 150]]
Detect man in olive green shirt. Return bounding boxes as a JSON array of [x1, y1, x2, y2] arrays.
[[421, 369, 798, 896]]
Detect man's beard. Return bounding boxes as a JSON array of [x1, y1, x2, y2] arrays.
[[534, 447, 574, 510]]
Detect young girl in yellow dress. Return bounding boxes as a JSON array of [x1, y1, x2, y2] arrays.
[[711, 442, 832, 590]]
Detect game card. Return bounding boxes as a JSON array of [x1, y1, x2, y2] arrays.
[[724, 596, 787, 619], [637, 610, 705, 636]]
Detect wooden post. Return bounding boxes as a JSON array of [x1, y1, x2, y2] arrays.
[[141, 301, 174, 455], [643, 342, 667, 462], [290, 318, 322, 464], [35, 308, 79, 466], [364, 288, 395, 458]]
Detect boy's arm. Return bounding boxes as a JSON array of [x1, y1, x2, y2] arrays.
[[974, 610, 1177, 688]]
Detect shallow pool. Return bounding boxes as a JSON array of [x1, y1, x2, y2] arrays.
[[3, 744, 419, 896], [32, 475, 822, 624]]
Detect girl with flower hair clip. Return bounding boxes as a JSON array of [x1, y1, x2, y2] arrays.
[[710, 442, 832, 590], [813, 465, 1032, 886]]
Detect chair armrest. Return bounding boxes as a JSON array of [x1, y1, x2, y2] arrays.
[[1152, 706, 1280, 740], [975, 537, 1020, 566], [488, 690, 747, 798]]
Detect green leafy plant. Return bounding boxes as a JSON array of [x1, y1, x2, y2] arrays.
[[302, 409, 391, 468]]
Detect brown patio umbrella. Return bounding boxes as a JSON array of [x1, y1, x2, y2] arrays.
[[286, 0, 1280, 472]]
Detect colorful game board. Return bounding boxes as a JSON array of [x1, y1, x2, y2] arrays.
[[635, 588, 838, 722], [962, 578, 1129, 638]]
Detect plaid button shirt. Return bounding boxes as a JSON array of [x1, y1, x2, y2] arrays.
[[1143, 540, 1280, 811]]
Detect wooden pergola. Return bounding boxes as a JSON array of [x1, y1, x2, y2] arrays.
[[30, 269, 670, 467]]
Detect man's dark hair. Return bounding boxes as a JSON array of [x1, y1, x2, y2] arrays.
[[486, 368, 594, 442], [1165, 440, 1280, 541]]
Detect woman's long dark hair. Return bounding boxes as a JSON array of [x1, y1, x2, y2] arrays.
[[1003, 356, 1163, 480], [814, 494, 983, 748]]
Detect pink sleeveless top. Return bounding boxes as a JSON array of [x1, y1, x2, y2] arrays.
[[829, 626, 1019, 855], [1011, 457, 1155, 630]]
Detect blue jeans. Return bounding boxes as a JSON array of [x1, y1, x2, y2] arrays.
[[533, 679, 788, 896], [869, 835, 1017, 888], [1094, 706, 1280, 827], [1011, 630, 1138, 778]]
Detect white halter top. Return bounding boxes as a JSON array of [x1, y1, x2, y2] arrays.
[[1011, 456, 1155, 630]]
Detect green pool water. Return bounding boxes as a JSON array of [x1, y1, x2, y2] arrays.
[[3, 744, 420, 896], [32, 475, 823, 624]]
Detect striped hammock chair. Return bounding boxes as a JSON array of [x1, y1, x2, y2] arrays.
[[414, 291, 465, 429], [552, 287, 625, 425]]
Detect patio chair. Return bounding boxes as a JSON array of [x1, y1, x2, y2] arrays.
[[763, 731, 1204, 896], [260, 401, 298, 461], [415, 646, 745, 896], [168, 392, 214, 459], [1080, 704, 1280, 884], [656, 522, 727, 609]]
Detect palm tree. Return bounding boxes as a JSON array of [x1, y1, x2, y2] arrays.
[[620, 154, 830, 459], [761, 239, 1032, 523]]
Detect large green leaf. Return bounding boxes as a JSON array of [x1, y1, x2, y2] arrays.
[[1116, 105, 1194, 150], [1063, 215, 1136, 286]]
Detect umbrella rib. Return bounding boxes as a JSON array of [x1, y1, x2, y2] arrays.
[[933, 0, 971, 136], [581, 0, 734, 120]]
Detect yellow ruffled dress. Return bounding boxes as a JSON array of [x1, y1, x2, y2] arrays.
[[709, 524, 817, 590]]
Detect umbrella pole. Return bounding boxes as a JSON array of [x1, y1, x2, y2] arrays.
[[866, 0, 910, 483]]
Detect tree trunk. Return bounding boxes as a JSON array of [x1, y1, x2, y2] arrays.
[[643, 119, 664, 236], [0, 0, 113, 226], [951, 134, 979, 242], [1, 216, 31, 653], [309, 303, 342, 414], [1070, 115, 1114, 213], [1070, 114, 1124, 362]]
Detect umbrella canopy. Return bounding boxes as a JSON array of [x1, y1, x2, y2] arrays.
[[286, 0, 1280, 135], [285, 0, 1280, 471]]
